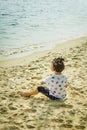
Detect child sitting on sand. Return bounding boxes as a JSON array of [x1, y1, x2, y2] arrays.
[[20, 57, 68, 100]]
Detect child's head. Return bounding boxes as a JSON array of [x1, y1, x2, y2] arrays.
[[51, 57, 65, 72]]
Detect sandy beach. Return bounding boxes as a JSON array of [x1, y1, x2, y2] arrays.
[[0, 36, 87, 130]]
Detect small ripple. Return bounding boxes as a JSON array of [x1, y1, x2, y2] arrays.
[[9, 22, 19, 26]]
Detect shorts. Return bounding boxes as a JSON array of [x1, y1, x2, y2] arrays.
[[37, 86, 61, 100]]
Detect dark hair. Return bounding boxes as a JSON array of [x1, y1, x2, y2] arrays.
[[52, 57, 65, 72]]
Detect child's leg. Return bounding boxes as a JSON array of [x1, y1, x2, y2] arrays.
[[20, 89, 39, 97], [37, 86, 49, 97], [37, 86, 61, 100]]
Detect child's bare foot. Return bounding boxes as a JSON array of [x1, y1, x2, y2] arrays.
[[20, 92, 31, 97]]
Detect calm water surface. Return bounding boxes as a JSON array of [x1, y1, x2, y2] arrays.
[[0, 0, 87, 59]]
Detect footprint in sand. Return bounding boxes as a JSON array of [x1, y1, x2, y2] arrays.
[[8, 105, 17, 110], [26, 125, 35, 129], [83, 103, 87, 106], [80, 115, 87, 122], [0, 107, 7, 114], [60, 104, 73, 108], [60, 123, 73, 128], [1, 96, 6, 100], [68, 110, 76, 115], [74, 125, 85, 129], [29, 67, 39, 70], [8, 125, 20, 130]]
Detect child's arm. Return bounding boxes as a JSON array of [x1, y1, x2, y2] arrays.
[[40, 76, 51, 86]]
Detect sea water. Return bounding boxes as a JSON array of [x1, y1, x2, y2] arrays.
[[0, 0, 87, 60]]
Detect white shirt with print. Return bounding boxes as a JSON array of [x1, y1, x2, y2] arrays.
[[43, 74, 68, 99]]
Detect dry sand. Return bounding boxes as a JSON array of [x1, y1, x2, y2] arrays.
[[0, 36, 87, 130]]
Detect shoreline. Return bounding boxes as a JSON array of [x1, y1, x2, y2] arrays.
[[0, 36, 87, 67]]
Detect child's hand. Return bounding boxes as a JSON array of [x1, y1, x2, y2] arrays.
[[40, 81, 44, 85], [65, 85, 68, 88]]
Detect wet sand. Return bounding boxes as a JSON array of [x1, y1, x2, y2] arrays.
[[0, 36, 87, 130]]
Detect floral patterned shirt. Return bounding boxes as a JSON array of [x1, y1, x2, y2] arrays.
[[44, 74, 68, 99]]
